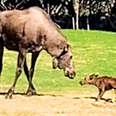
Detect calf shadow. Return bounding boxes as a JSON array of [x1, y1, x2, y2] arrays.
[[73, 96, 113, 103], [84, 96, 113, 103]]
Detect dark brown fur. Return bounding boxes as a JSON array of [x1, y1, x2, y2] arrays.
[[0, 7, 75, 98], [80, 74, 116, 101]]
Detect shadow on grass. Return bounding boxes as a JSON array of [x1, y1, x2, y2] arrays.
[[0, 92, 63, 97], [73, 96, 113, 103], [72, 96, 80, 99], [84, 96, 113, 103], [0, 92, 113, 103]]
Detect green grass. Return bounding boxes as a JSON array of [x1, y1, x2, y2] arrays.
[[1, 29, 116, 93]]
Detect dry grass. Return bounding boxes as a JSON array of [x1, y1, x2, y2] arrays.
[[0, 91, 116, 116]]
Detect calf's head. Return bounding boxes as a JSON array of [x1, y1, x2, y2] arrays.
[[80, 73, 98, 85], [52, 44, 75, 79]]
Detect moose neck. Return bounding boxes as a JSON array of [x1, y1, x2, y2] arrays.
[[42, 29, 68, 58]]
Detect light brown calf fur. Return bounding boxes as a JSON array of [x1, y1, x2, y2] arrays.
[[80, 74, 116, 101]]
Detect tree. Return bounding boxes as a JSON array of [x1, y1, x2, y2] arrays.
[[41, 0, 75, 28], [78, 0, 115, 31], [0, 0, 115, 31]]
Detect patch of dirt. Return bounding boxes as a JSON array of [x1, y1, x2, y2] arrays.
[[0, 91, 116, 116]]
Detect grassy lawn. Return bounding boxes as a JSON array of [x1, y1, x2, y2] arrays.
[[1, 29, 116, 93]]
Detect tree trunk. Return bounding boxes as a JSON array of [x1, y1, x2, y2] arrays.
[[73, 0, 79, 30], [72, 17, 75, 29], [47, 3, 50, 15], [87, 16, 90, 30]]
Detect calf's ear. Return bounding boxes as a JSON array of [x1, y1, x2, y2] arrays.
[[95, 74, 99, 77], [90, 73, 95, 77]]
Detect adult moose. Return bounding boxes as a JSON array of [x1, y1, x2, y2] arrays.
[[0, 7, 76, 98]]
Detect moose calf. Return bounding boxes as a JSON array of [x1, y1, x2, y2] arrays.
[[80, 74, 116, 101]]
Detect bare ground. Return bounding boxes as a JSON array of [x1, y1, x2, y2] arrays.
[[0, 91, 116, 116]]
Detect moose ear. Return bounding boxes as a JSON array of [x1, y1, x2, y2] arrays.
[[52, 57, 58, 69]]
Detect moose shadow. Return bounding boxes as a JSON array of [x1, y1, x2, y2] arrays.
[[85, 96, 113, 103], [0, 92, 63, 98]]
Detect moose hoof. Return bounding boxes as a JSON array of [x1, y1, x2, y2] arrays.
[[96, 98, 101, 102], [5, 94, 12, 99], [26, 89, 36, 96], [5, 92, 13, 99], [5, 88, 14, 99]]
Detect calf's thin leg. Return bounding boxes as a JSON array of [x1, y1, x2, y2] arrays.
[[97, 89, 105, 101], [6, 51, 26, 98], [26, 52, 39, 95]]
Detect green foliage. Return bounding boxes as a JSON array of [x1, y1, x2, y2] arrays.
[[1, 30, 116, 93]]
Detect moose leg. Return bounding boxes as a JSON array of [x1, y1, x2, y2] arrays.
[[26, 52, 39, 95], [0, 39, 4, 76], [6, 51, 26, 99], [24, 58, 36, 95], [97, 89, 105, 101]]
